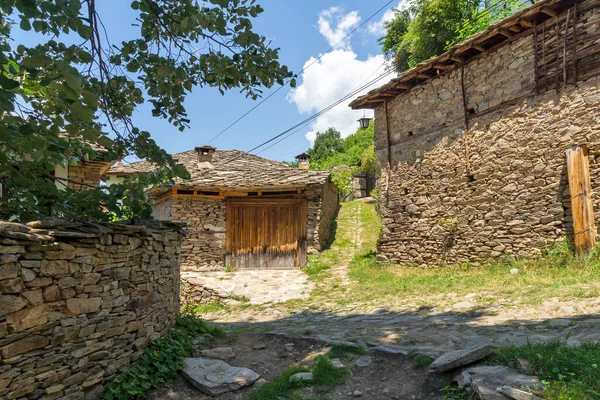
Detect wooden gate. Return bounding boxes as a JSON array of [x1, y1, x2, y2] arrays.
[[225, 198, 307, 269], [566, 144, 596, 253]]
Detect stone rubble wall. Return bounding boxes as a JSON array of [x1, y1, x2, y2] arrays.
[[0, 219, 183, 400], [169, 196, 227, 272], [374, 3, 600, 265], [67, 161, 111, 190], [309, 180, 340, 252]]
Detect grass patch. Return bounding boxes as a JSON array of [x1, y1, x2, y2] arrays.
[[410, 353, 434, 369], [347, 243, 600, 306], [182, 301, 228, 314], [488, 339, 600, 399], [440, 386, 469, 400], [103, 316, 223, 400], [247, 349, 353, 399], [312, 355, 348, 392], [328, 343, 366, 361], [230, 294, 250, 303], [246, 366, 311, 400]]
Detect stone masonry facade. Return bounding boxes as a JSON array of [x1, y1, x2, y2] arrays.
[[67, 161, 112, 191], [373, 1, 600, 265], [152, 181, 339, 272], [0, 219, 182, 400]]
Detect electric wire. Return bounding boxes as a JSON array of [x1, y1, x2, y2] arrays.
[[205, 0, 397, 145]]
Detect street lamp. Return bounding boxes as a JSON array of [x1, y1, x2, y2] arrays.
[[358, 117, 372, 129]]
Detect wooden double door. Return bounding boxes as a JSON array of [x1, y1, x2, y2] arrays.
[[225, 198, 307, 269]]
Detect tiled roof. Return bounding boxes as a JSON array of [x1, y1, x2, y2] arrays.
[[106, 149, 331, 189]]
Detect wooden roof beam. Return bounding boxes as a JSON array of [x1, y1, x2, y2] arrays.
[[473, 45, 487, 53], [519, 19, 533, 29], [508, 25, 522, 33], [498, 28, 514, 38], [434, 64, 453, 71], [540, 7, 558, 18]]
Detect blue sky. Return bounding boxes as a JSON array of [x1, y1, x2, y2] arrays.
[[14, 0, 402, 161]]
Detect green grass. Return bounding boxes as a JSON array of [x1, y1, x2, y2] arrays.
[[182, 301, 228, 314], [488, 339, 600, 399], [347, 245, 600, 306], [246, 345, 358, 400], [328, 343, 366, 361], [410, 353, 434, 369], [103, 316, 223, 400]]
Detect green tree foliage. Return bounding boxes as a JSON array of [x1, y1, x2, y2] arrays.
[[308, 122, 379, 197], [381, 0, 527, 72], [308, 123, 374, 171], [0, 0, 293, 222]]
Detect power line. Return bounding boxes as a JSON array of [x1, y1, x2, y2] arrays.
[[247, 70, 393, 155], [206, 0, 397, 145], [250, 0, 531, 156]]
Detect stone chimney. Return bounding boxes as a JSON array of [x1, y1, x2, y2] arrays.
[[195, 146, 216, 163], [295, 152, 311, 170]]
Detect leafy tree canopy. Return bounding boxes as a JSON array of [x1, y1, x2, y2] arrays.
[[307, 122, 378, 197], [0, 0, 294, 222], [380, 0, 528, 72]]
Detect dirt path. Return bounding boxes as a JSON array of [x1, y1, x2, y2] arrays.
[[206, 199, 600, 356]]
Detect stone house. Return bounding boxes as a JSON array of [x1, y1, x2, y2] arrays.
[[105, 147, 339, 271], [350, 0, 600, 265]]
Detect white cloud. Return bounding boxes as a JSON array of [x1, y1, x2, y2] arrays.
[[317, 7, 361, 50], [287, 6, 398, 145], [288, 49, 391, 143], [366, 1, 405, 36]]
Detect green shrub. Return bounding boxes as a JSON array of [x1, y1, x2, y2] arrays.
[[488, 339, 600, 400], [103, 316, 223, 400]]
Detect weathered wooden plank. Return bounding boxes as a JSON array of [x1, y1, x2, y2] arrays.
[[226, 198, 307, 269], [565, 144, 596, 253]]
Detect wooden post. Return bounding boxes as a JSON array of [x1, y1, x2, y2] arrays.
[[565, 144, 596, 253]]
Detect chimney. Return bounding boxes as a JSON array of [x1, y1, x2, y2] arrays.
[[195, 146, 216, 164], [295, 152, 311, 170]]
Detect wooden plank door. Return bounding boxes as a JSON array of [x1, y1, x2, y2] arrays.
[[225, 198, 307, 269], [566, 144, 596, 253]]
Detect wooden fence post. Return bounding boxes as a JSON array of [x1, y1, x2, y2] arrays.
[[565, 144, 596, 253]]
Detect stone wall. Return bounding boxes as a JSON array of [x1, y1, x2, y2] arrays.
[[169, 196, 226, 272], [67, 160, 112, 190], [0, 219, 182, 399], [308, 180, 339, 252], [374, 2, 600, 265]]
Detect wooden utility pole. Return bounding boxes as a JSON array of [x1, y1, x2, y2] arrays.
[[565, 144, 596, 253]]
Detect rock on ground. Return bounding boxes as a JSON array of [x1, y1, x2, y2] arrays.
[[200, 347, 235, 360], [181, 358, 260, 396], [429, 344, 495, 373], [290, 372, 313, 382], [464, 365, 543, 400]]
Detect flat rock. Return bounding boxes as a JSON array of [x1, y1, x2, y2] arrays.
[[354, 355, 373, 368], [290, 372, 313, 382], [465, 365, 543, 400], [331, 358, 345, 369], [429, 344, 495, 373], [497, 386, 543, 400], [200, 347, 235, 360], [181, 358, 259, 396]]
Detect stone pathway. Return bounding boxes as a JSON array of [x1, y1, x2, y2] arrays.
[[182, 269, 314, 305]]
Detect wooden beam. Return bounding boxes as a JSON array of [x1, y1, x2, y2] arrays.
[[508, 25, 522, 33], [450, 56, 463, 63], [540, 7, 558, 18], [519, 19, 533, 29], [416, 73, 432, 79], [434, 64, 453, 71], [498, 28, 514, 38], [473, 45, 486, 52], [565, 144, 596, 253]]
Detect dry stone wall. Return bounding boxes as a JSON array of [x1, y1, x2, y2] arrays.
[[169, 196, 226, 272], [374, 3, 600, 265], [308, 181, 339, 252], [0, 219, 182, 400]]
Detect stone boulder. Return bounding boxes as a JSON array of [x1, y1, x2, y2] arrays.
[[463, 365, 544, 400], [181, 358, 260, 396], [429, 344, 495, 373]]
